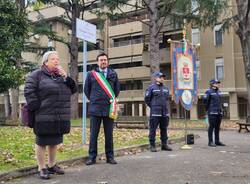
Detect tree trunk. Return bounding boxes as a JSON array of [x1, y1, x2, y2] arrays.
[[16, 0, 25, 8], [4, 91, 11, 119], [11, 57, 22, 121], [11, 88, 19, 121], [10, 0, 26, 122], [149, 0, 160, 74], [235, 0, 250, 115], [103, 18, 109, 53], [70, 1, 80, 119]]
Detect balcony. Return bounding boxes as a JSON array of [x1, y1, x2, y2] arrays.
[[119, 90, 144, 102], [28, 5, 97, 23], [115, 66, 150, 80], [142, 48, 171, 66], [108, 43, 143, 59], [79, 66, 150, 83], [78, 90, 145, 102], [109, 21, 143, 37], [84, 10, 98, 21], [142, 18, 182, 35], [78, 50, 102, 63], [28, 6, 65, 22], [22, 52, 39, 64]]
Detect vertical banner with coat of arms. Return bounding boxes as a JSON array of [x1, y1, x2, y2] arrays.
[[171, 42, 198, 110]]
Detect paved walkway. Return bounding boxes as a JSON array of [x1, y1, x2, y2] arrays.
[[8, 130, 250, 184]]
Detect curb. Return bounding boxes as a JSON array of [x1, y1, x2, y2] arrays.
[[70, 125, 238, 132], [0, 135, 193, 182]]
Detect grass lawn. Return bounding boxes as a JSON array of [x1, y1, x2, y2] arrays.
[[0, 126, 182, 173], [0, 118, 237, 173], [70, 119, 90, 127]]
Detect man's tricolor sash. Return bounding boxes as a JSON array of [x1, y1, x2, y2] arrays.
[[91, 71, 118, 120]]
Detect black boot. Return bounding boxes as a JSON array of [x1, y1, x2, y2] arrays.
[[106, 157, 117, 164], [215, 142, 226, 146], [208, 142, 216, 147], [161, 144, 172, 151], [150, 144, 157, 152], [85, 158, 96, 165]]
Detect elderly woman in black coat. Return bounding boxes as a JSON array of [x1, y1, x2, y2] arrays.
[[24, 51, 77, 179]]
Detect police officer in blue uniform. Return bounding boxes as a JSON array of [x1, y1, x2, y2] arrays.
[[84, 53, 120, 165], [145, 71, 172, 152], [204, 79, 226, 147]]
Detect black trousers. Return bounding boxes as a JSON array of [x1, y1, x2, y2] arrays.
[[208, 114, 222, 144], [88, 116, 114, 160], [149, 116, 169, 145]]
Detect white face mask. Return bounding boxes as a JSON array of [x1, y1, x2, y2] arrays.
[[212, 83, 220, 89]]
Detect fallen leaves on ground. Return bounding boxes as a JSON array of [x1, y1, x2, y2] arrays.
[[0, 126, 182, 172], [169, 120, 238, 129]]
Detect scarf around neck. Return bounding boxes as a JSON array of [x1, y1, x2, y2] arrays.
[[42, 64, 60, 77]]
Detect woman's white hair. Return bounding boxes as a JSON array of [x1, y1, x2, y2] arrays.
[[42, 51, 58, 64]]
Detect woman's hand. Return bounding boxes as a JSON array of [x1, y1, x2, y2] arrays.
[[57, 66, 67, 78]]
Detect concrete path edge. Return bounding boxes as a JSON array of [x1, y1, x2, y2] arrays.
[[0, 135, 198, 182]]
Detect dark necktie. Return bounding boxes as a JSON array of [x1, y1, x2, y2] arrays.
[[100, 71, 105, 78]]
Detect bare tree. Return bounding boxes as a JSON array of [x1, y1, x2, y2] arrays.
[[103, 0, 228, 74], [235, 0, 250, 114]]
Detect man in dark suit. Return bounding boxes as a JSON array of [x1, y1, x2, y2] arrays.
[[84, 53, 120, 165]]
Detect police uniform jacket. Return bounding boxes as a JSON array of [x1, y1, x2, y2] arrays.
[[144, 82, 169, 117], [203, 88, 222, 115], [84, 67, 120, 117]]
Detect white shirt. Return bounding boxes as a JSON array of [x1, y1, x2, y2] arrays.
[[99, 68, 107, 78]]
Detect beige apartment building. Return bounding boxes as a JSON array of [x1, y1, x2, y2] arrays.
[[0, 1, 247, 120]]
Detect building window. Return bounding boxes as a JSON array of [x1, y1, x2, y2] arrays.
[[110, 61, 142, 69], [196, 60, 201, 80], [113, 35, 143, 47], [131, 35, 143, 44], [77, 62, 142, 73], [191, 28, 200, 46], [214, 24, 223, 46], [160, 63, 171, 80], [114, 37, 130, 47], [109, 14, 148, 26], [78, 42, 100, 51], [120, 80, 143, 91], [119, 102, 133, 116], [215, 57, 224, 80]]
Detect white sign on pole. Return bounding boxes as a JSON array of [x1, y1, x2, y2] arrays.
[[76, 18, 96, 44], [76, 18, 97, 144]]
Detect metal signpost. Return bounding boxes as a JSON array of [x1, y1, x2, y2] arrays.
[[76, 18, 96, 144]]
